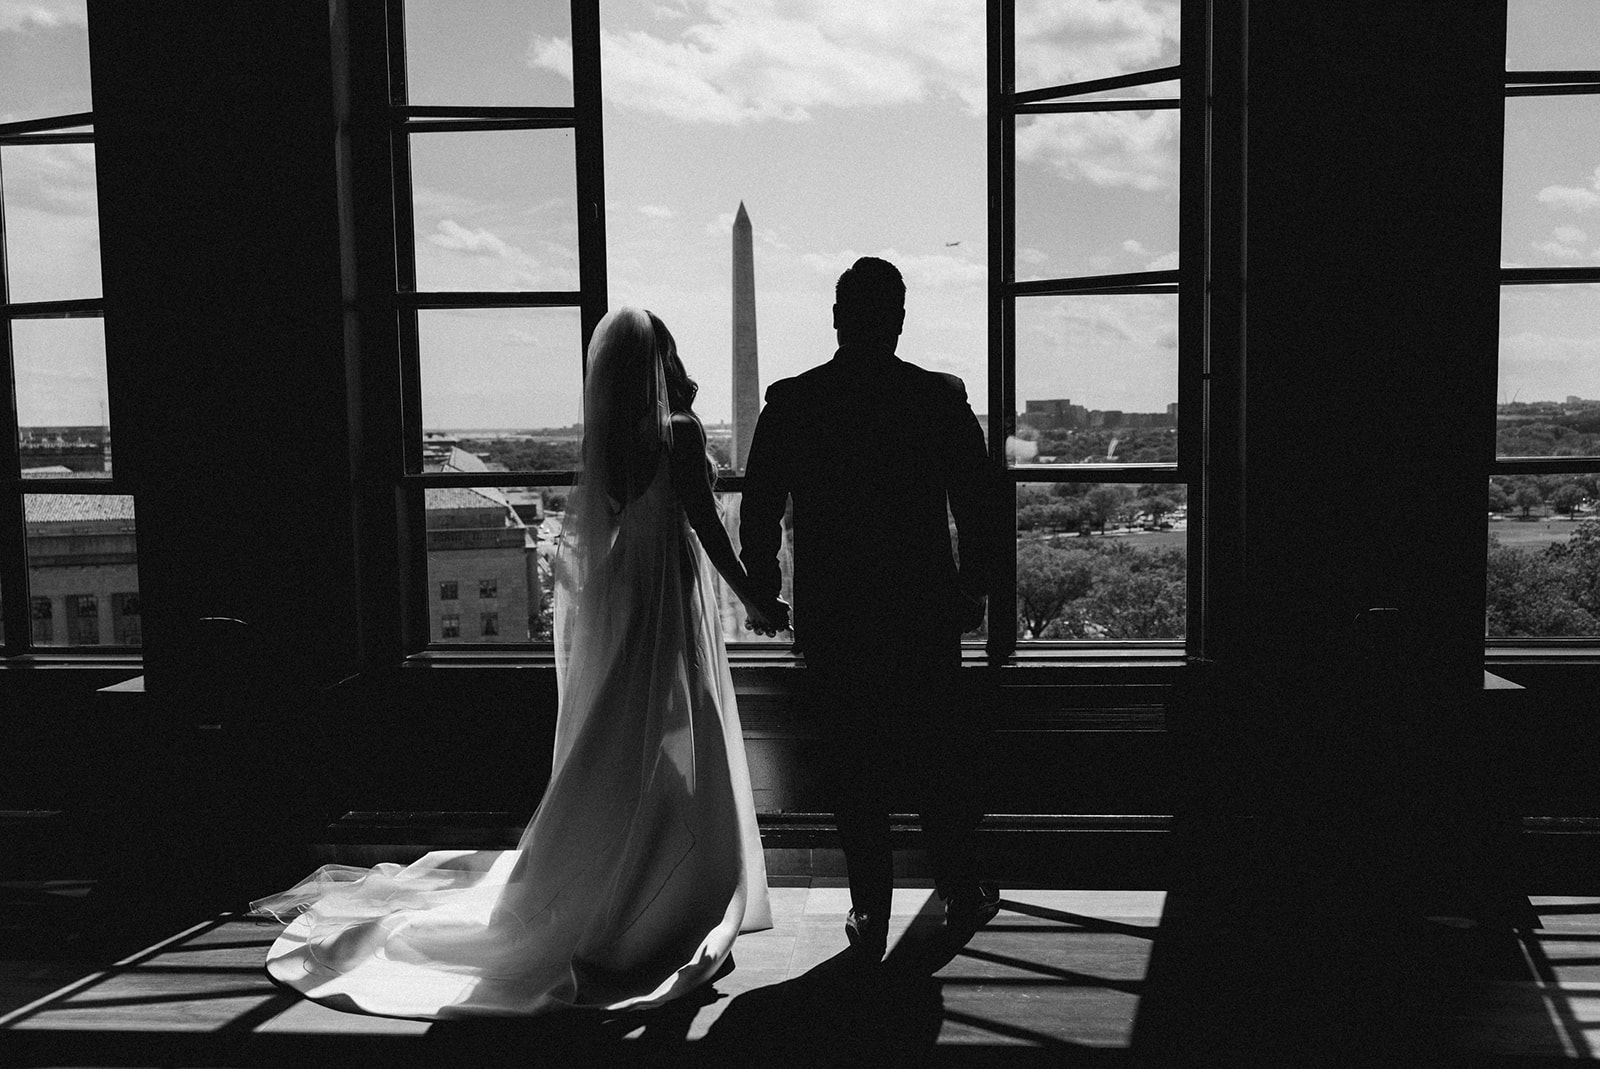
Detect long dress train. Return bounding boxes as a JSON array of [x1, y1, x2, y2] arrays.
[[250, 460, 771, 1019]]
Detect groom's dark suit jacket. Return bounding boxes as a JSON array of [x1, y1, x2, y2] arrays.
[[739, 344, 1000, 657]]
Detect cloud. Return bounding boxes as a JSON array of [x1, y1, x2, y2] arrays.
[[1121, 239, 1149, 255], [637, 203, 675, 219], [1014, 0, 1179, 89], [1146, 250, 1179, 271], [1018, 247, 1051, 266], [0, 142, 97, 214], [0, 1, 86, 32], [528, 0, 985, 124], [1554, 225, 1589, 245], [1533, 239, 1587, 262], [428, 219, 527, 259], [1536, 166, 1600, 213], [419, 220, 577, 290], [1015, 110, 1179, 191]]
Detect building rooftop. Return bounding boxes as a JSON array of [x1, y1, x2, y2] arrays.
[[425, 486, 511, 512], [24, 495, 136, 523]]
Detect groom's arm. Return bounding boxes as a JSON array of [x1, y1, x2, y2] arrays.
[[945, 382, 1002, 606], [738, 385, 791, 602]]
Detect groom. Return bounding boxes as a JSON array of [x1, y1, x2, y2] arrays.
[[740, 256, 1001, 962]]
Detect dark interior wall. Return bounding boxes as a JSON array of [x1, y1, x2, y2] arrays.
[[1238, 3, 1505, 689], [87, 1, 360, 699], [7, 3, 1595, 833]]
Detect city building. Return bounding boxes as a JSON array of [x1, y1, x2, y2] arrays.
[[19, 425, 111, 475], [22, 494, 141, 647], [424, 447, 540, 642]]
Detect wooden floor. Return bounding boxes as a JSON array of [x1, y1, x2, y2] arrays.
[[1, 881, 1599, 1067]]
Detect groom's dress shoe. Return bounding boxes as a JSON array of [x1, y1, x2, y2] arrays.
[[845, 909, 888, 963], [943, 881, 1001, 935]]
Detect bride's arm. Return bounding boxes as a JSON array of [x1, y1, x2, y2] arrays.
[[668, 414, 786, 627]]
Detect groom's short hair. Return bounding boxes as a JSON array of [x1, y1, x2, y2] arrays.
[[835, 257, 906, 324]]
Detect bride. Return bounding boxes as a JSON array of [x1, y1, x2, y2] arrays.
[[250, 307, 786, 1018]]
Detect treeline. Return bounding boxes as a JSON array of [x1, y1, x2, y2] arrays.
[[1017, 482, 1187, 536], [1487, 520, 1600, 637], [1016, 537, 1185, 640], [1488, 473, 1599, 518], [1497, 402, 1600, 457], [1030, 426, 1179, 464], [472, 439, 581, 471]]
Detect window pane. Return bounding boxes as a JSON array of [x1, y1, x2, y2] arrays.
[[0, 2, 91, 123], [426, 485, 545, 643], [1015, 0, 1179, 93], [11, 316, 113, 475], [1506, 0, 1600, 70], [1015, 111, 1179, 280], [1011, 293, 1179, 467], [403, 0, 573, 108], [1016, 481, 1186, 640], [1497, 285, 1600, 458], [409, 128, 579, 292], [25, 493, 139, 648], [1, 143, 102, 303], [1487, 476, 1600, 636], [1502, 96, 1600, 269], [417, 306, 582, 436]]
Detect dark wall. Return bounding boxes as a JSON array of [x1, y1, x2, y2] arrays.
[[1238, 3, 1505, 689], [88, 1, 360, 699]]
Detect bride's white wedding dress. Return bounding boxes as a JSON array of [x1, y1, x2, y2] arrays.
[[251, 454, 771, 1019]]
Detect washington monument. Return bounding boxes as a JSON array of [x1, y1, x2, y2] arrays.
[[732, 201, 759, 473]]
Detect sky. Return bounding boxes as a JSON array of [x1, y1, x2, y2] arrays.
[[0, 0, 1597, 430]]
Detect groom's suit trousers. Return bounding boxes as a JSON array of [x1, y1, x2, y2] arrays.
[[806, 640, 985, 920]]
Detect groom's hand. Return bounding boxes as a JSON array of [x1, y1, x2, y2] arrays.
[[743, 596, 791, 637]]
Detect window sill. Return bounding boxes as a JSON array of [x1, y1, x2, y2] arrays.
[[1487, 645, 1600, 668], [0, 653, 141, 671], [402, 642, 1189, 672]]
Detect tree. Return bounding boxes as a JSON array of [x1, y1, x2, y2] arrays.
[[1514, 484, 1542, 520], [1016, 541, 1095, 638], [1545, 519, 1600, 621], [1485, 537, 1597, 637], [1082, 560, 1186, 638], [1550, 483, 1586, 518], [1138, 493, 1178, 526], [1084, 485, 1133, 533]]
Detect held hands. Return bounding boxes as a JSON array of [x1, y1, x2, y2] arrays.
[[743, 595, 792, 637]]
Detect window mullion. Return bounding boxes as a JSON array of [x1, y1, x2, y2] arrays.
[[1179, 0, 1208, 657], [571, 0, 608, 358], [988, 0, 1018, 659], [0, 320, 26, 654]]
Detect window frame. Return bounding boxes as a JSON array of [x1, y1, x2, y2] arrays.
[[1490, 59, 1600, 652], [371, 0, 606, 654], [0, 98, 135, 655], [987, 0, 1209, 659]]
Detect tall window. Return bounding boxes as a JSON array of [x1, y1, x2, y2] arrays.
[[990, 0, 1202, 653], [378, 0, 605, 647], [1488, 2, 1600, 640], [0, 2, 139, 652]]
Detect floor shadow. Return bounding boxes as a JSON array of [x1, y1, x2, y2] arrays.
[[692, 947, 943, 1068], [1128, 813, 1564, 1069]]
